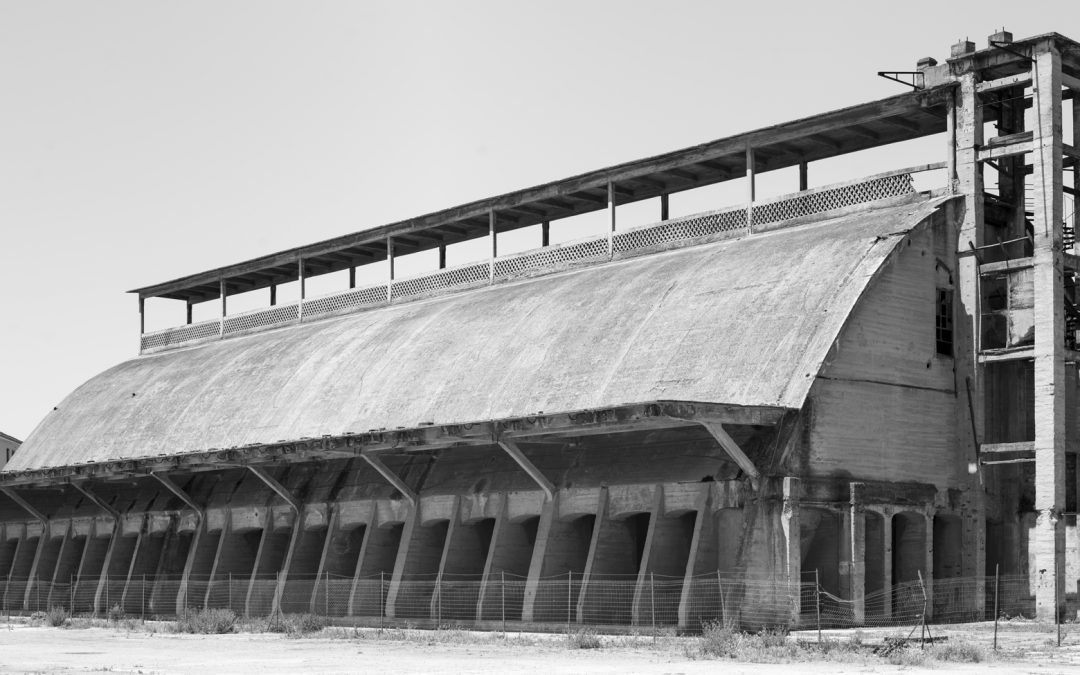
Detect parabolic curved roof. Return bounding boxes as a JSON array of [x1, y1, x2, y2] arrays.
[[7, 196, 953, 472]]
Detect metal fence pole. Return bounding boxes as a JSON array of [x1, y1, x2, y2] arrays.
[[325, 570, 329, 617], [70, 574, 74, 613], [567, 571, 572, 633], [501, 570, 506, 636], [993, 566, 1000, 651], [717, 570, 726, 626], [650, 572, 655, 630], [815, 569, 821, 645], [228, 572, 232, 611], [142, 574, 146, 620], [379, 571, 385, 629]]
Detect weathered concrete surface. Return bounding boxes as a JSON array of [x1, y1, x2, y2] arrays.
[[9, 198, 953, 472]]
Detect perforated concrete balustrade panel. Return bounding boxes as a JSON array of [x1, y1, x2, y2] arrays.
[[139, 170, 921, 353], [11, 196, 957, 473]]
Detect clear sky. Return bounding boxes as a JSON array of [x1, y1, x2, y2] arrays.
[[0, 1, 1077, 441]]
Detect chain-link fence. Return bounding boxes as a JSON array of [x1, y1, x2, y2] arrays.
[[0, 571, 1043, 633]]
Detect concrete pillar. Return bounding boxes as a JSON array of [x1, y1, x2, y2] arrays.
[[678, 487, 714, 629], [850, 502, 866, 625], [20, 528, 48, 611], [271, 516, 303, 615], [92, 521, 122, 615], [384, 502, 425, 619], [1031, 45, 1066, 621], [630, 487, 665, 624], [477, 495, 537, 622], [951, 60, 987, 624], [310, 506, 339, 615], [175, 518, 207, 612], [431, 498, 490, 621], [576, 488, 610, 623], [203, 515, 231, 609], [118, 527, 144, 612], [882, 510, 893, 618], [521, 495, 557, 623], [244, 514, 273, 617], [781, 477, 801, 623], [349, 506, 405, 617], [47, 525, 79, 608], [924, 512, 935, 620]]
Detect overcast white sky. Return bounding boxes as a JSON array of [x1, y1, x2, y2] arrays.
[[1, 1, 1077, 441]]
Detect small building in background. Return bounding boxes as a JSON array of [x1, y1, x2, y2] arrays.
[[0, 432, 21, 471]]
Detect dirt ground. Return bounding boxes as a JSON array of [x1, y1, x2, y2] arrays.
[[3, 619, 1080, 674]]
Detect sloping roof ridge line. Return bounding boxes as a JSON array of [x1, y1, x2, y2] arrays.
[[777, 194, 960, 405]]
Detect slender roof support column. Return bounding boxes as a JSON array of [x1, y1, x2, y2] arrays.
[[438, 244, 446, 270], [746, 143, 756, 232], [489, 209, 497, 280], [298, 256, 305, 320], [138, 297, 145, 335], [607, 180, 616, 259], [798, 161, 808, 192], [349, 266, 356, 289], [698, 420, 760, 489], [269, 284, 277, 306], [386, 237, 394, 301], [660, 193, 669, 221], [186, 300, 193, 325], [359, 453, 417, 507], [541, 221, 550, 247], [497, 440, 555, 502], [219, 278, 226, 336]]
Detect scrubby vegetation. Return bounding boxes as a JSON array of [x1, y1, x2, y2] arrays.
[[174, 608, 237, 634]]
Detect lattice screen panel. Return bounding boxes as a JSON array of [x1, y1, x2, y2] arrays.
[[494, 238, 609, 279], [140, 319, 220, 351], [223, 305, 299, 335], [753, 174, 914, 226], [391, 263, 490, 300], [303, 284, 387, 318], [613, 208, 748, 252]]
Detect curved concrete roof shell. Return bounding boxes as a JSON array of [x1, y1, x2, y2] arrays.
[[8, 197, 952, 472]]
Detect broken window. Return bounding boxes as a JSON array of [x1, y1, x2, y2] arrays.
[[936, 288, 954, 356]]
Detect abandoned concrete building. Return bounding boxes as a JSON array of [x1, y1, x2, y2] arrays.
[[0, 31, 1078, 629]]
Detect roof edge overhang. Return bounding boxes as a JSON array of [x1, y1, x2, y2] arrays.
[[129, 86, 955, 303], [0, 401, 789, 488]]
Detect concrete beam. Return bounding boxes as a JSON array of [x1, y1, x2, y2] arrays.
[[151, 472, 205, 521], [246, 466, 301, 514], [697, 421, 761, 487], [497, 440, 555, 502], [0, 487, 46, 524], [520, 495, 558, 623], [359, 453, 417, 507]]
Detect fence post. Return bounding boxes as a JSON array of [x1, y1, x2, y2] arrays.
[[380, 571, 385, 629], [325, 570, 329, 617], [70, 574, 74, 613], [142, 574, 146, 620], [993, 565, 999, 651], [815, 568, 821, 645], [717, 570, 726, 626], [228, 572, 232, 611], [501, 570, 506, 636], [567, 571, 572, 634], [650, 572, 655, 630], [437, 577, 442, 627]]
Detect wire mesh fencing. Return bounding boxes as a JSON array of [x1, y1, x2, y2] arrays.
[[0, 570, 1049, 634]]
